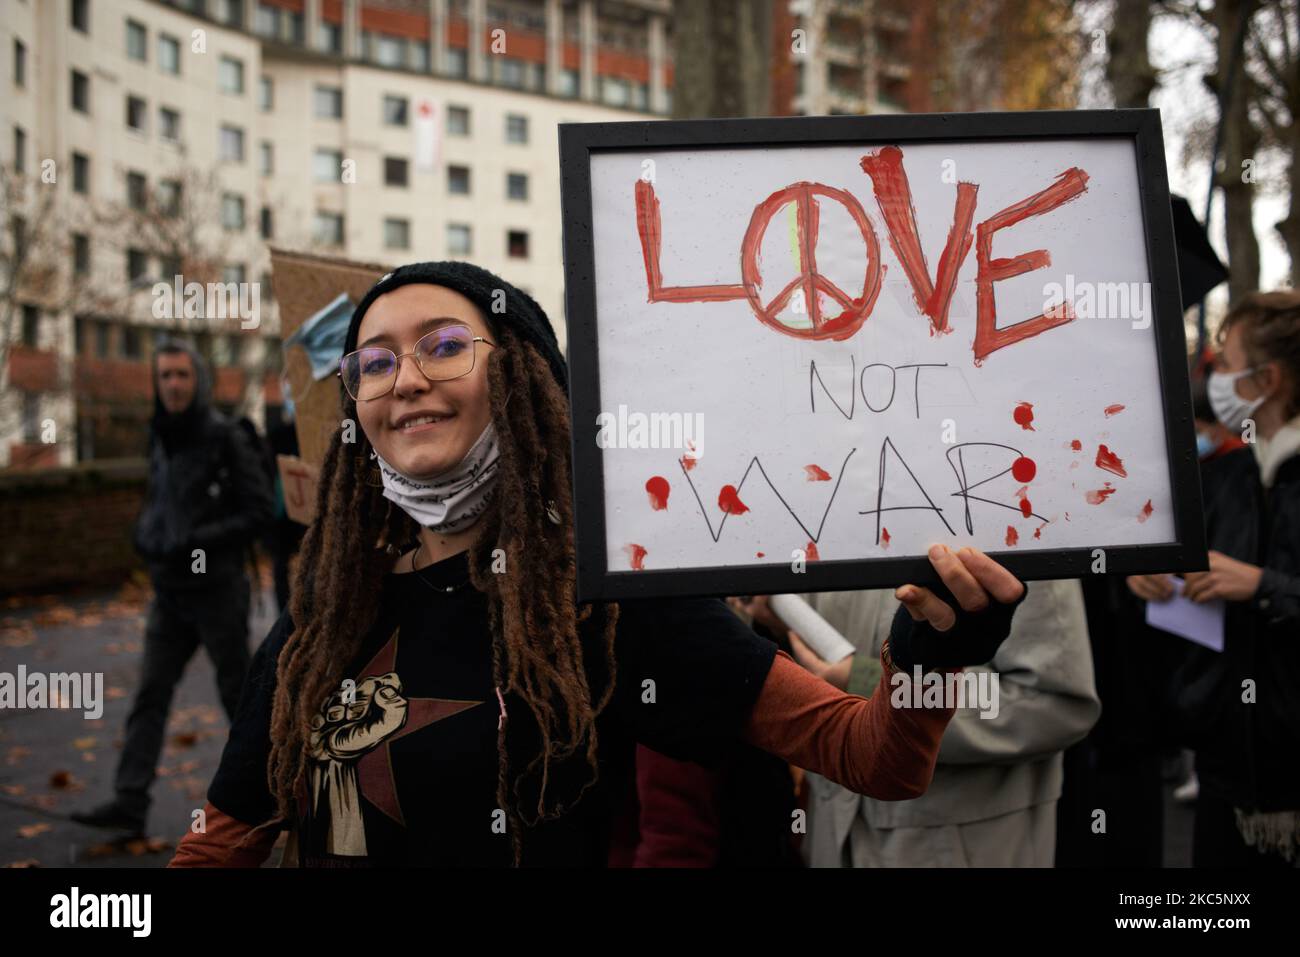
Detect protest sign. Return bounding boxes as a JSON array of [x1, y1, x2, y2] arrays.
[[559, 110, 1207, 602]]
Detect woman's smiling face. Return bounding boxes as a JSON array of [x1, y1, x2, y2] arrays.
[[353, 283, 496, 479]]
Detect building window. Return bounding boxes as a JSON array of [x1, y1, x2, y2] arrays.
[[383, 95, 409, 126], [219, 125, 245, 162], [122, 325, 143, 360], [448, 165, 471, 195], [126, 95, 148, 133], [11, 216, 26, 264], [384, 218, 411, 250], [384, 157, 409, 188], [95, 319, 111, 358], [14, 39, 26, 88], [508, 230, 529, 259], [21, 392, 40, 444], [223, 263, 246, 286], [259, 76, 274, 111], [314, 85, 343, 118], [505, 172, 528, 201], [159, 254, 181, 280], [72, 153, 90, 194], [447, 105, 470, 136], [158, 179, 181, 217], [159, 106, 181, 142], [318, 22, 341, 54], [260, 206, 274, 240], [73, 234, 91, 275], [254, 4, 282, 38], [21, 304, 39, 347], [559, 68, 578, 98], [127, 171, 147, 211], [411, 42, 429, 72], [127, 20, 147, 62], [221, 193, 245, 231], [600, 77, 631, 108], [13, 126, 25, 175], [159, 34, 181, 74], [443, 47, 467, 78], [497, 57, 525, 89], [219, 56, 244, 95], [260, 141, 274, 176], [71, 70, 90, 113], [71, 0, 90, 33], [127, 248, 149, 284], [313, 148, 342, 182], [261, 271, 276, 304], [505, 114, 528, 144], [375, 34, 404, 68], [314, 212, 344, 247], [447, 223, 471, 255]]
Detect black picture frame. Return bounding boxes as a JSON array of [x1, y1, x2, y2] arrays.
[[559, 109, 1208, 604]]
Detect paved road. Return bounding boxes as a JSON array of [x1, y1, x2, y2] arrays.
[[0, 580, 282, 868]]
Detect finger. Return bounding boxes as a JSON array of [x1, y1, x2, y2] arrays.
[[1152, 575, 1175, 601], [896, 585, 957, 632], [1184, 575, 1212, 602], [927, 544, 988, 612], [955, 546, 1025, 604]]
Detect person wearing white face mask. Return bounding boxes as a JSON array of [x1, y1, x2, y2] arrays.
[[1130, 291, 1300, 867]]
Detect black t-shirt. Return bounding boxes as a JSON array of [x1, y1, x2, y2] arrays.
[[207, 549, 777, 866]]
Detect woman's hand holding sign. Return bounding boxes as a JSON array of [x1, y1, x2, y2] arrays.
[[888, 545, 1027, 673]]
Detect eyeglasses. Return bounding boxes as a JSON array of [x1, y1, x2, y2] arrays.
[[338, 323, 495, 402]]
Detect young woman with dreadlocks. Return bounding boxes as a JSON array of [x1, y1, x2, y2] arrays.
[[169, 261, 1029, 868]]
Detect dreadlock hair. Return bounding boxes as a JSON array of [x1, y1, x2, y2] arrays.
[[249, 321, 619, 866]]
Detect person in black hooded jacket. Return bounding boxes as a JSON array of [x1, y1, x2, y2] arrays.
[[72, 338, 273, 836]]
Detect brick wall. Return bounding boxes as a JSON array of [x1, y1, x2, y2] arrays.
[[0, 459, 148, 595]]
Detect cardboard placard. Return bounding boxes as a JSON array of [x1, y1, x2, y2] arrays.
[[269, 248, 389, 471]]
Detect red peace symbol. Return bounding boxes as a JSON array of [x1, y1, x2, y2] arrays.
[[739, 182, 882, 341]]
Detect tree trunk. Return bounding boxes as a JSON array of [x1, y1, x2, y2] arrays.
[[1217, 0, 1261, 303], [1106, 1, 1156, 108], [672, 0, 772, 119]]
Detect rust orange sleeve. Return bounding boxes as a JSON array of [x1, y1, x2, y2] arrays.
[[167, 801, 281, 868], [742, 648, 956, 800]]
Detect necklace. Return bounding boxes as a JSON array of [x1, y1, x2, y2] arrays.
[[408, 538, 474, 594]]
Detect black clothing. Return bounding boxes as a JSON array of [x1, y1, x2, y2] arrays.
[[1173, 448, 1300, 812], [208, 549, 778, 867]]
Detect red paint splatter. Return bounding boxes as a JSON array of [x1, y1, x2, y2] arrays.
[[1011, 456, 1037, 483], [1033, 524, 1044, 539], [679, 454, 697, 472], [1085, 483, 1116, 505], [806, 541, 820, 561], [881, 527, 891, 548], [1095, 444, 1127, 478], [1137, 499, 1154, 524], [1104, 403, 1126, 418], [1070, 439, 1082, 451], [1013, 402, 1036, 431], [645, 475, 670, 510], [804, 464, 831, 481], [1005, 525, 1019, 546], [1020, 496, 1033, 518], [718, 485, 749, 515], [756, 551, 765, 558], [626, 544, 647, 570]]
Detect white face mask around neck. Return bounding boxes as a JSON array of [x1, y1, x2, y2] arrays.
[[372, 421, 500, 535]]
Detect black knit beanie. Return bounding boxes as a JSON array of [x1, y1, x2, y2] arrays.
[[342, 260, 568, 393]]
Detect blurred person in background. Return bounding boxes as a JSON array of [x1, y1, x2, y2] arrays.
[[1129, 291, 1300, 867], [736, 578, 1099, 867], [72, 339, 273, 836]]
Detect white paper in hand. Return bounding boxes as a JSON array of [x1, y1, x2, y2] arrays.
[[1145, 578, 1225, 652]]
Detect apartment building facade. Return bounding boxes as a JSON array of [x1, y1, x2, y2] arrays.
[[1, 0, 673, 467]]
